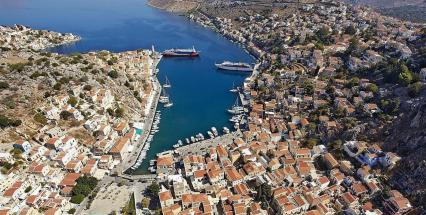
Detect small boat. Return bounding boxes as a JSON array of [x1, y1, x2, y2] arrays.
[[198, 133, 205, 140], [223, 127, 230, 134], [177, 140, 183, 146], [159, 88, 169, 103], [163, 76, 171, 88], [215, 61, 253, 72], [234, 122, 240, 130], [207, 131, 214, 139], [230, 82, 238, 93], [164, 99, 173, 108], [190, 136, 196, 142], [227, 97, 244, 114], [211, 127, 218, 136], [185, 138, 190, 144]]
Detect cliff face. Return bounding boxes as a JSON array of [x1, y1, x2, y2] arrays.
[[383, 98, 426, 209]]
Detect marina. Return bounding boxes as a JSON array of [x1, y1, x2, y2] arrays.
[[2, 0, 254, 174]]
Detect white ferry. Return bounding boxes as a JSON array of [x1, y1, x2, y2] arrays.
[[215, 61, 253, 72]]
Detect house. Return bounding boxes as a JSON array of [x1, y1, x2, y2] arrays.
[[381, 152, 400, 169], [323, 153, 339, 169], [99, 155, 113, 170], [357, 166, 373, 183], [13, 140, 32, 153], [156, 155, 174, 175], [59, 173, 81, 188], [384, 191, 412, 215], [109, 137, 130, 160]]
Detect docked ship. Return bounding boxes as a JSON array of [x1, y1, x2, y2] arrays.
[[162, 46, 199, 57], [215, 61, 253, 72]]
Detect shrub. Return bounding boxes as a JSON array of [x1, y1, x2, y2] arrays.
[[0, 82, 9, 89], [108, 70, 119, 79], [70, 194, 85, 204], [34, 113, 48, 124], [60, 110, 73, 120], [68, 208, 76, 214], [68, 97, 78, 107], [408, 82, 423, 97]]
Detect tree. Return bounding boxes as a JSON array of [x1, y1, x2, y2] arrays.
[[304, 138, 319, 149], [146, 182, 160, 198], [68, 208, 76, 214], [53, 83, 62, 91], [108, 70, 119, 79], [0, 82, 9, 89], [380, 99, 400, 115], [114, 107, 125, 118], [141, 198, 150, 208], [70, 194, 85, 204], [34, 113, 48, 125], [82, 84, 92, 91], [25, 186, 32, 193], [72, 184, 92, 196], [68, 97, 78, 107], [408, 82, 423, 97], [345, 25, 357, 35], [60, 110, 73, 120], [398, 64, 413, 86], [366, 83, 379, 94]]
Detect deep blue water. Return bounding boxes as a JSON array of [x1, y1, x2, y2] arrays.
[[0, 0, 253, 172]]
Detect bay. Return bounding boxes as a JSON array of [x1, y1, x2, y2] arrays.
[[0, 0, 254, 172]]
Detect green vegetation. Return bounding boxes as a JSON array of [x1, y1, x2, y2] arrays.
[[255, 183, 272, 209], [25, 186, 32, 193], [146, 182, 160, 198], [33, 112, 48, 125], [68, 208, 76, 214], [380, 99, 400, 115], [121, 193, 136, 215], [60, 110, 73, 120], [70, 176, 98, 204], [0, 81, 10, 89], [0, 115, 22, 128], [108, 70, 119, 79], [68, 97, 78, 107], [408, 82, 423, 97]]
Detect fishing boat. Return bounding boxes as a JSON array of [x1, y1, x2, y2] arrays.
[[162, 46, 199, 57], [215, 61, 253, 72], [211, 127, 218, 136], [227, 98, 244, 114], [230, 82, 238, 93], [223, 127, 230, 134]]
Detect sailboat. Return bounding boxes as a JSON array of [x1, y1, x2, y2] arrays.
[[159, 88, 169, 104], [163, 76, 171, 88], [227, 97, 244, 114], [230, 82, 238, 93]]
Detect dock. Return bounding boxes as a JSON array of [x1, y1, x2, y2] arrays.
[[175, 131, 241, 157], [117, 53, 162, 174]]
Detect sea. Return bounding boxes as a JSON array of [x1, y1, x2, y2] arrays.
[[0, 0, 254, 173]]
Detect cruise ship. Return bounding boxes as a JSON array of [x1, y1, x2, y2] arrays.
[[162, 47, 199, 57], [215, 61, 253, 72]]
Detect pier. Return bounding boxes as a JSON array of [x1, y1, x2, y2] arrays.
[[175, 131, 241, 157]]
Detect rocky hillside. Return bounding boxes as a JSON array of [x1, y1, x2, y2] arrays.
[[383, 96, 426, 209]]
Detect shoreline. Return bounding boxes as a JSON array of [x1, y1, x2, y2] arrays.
[[119, 53, 163, 175]]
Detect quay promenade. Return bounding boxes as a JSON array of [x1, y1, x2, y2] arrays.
[[175, 131, 241, 157], [116, 54, 162, 174]]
